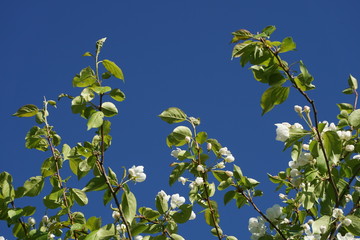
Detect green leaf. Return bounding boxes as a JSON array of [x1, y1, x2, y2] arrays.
[[71, 96, 86, 114], [91, 86, 112, 94], [73, 66, 97, 87], [224, 190, 235, 205], [71, 188, 88, 206], [110, 88, 126, 102], [172, 204, 192, 223], [231, 29, 253, 43], [226, 237, 238, 240], [170, 234, 185, 240], [158, 107, 187, 124], [20, 176, 44, 197], [260, 86, 290, 115], [81, 88, 95, 102], [261, 25, 276, 37], [348, 74, 358, 90], [349, 109, 360, 128], [43, 189, 65, 209], [344, 215, 360, 235], [295, 60, 315, 91], [204, 208, 218, 227], [279, 37, 296, 53], [101, 102, 118, 117], [84, 224, 116, 240], [131, 223, 148, 236], [102, 59, 124, 81], [82, 177, 107, 192], [195, 132, 208, 144], [312, 215, 330, 234], [169, 162, 187, 186], [87, 111, 104, 130], [233, 164, 243, 180], [322, 131, 341, 164], [156, 195, 169, 214], [86, 216, 102, 231], [172, 126, 192, 140], [122, 191, 137, 223], [139, 207, 161, 220], [13, 104, 38, 117], [83, 52, 93, 57]]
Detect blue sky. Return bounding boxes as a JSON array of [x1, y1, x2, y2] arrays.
[[1, 0, 360, 239]]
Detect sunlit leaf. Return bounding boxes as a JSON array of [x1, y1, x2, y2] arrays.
[[102, 59, 124, 81], [13, 104, 38, 117]]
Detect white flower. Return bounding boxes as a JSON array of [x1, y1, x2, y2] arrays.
[[194, 177, 204, 186], [219, 147, 231, 156], [266, 204, 283, 222], [128, 165, 146, 182], [290, 169, 301, 178], [49, 234, 55, 239], [353, 155, 360, 160], [0, 237, 6, 240], [185, 136, 191, 143], [171, 148, 185, 159], [42, 215, 49, 223], [337, 131, 352, 141], [135, 236, 143, 240], [304, 106, 310, 113], [207, 142, 212, 151], [345, 145, 355, 152], [189, 182, 195, 189], [116, 224, 126, 232], [307, 219, 314, 225], [293, 123, 303, 129], [275, 123, 291, 142], [332, 208, 344, 218], [303, 144, 310, 151], [297, 152, 313, 166], [112, 211, 120, 220], [189, 211, 196, 220], [178, 177, 187, 185], [289, 160, 298, 169], [28, 217, 36, 226], [216, 162, 225, 169], [294, 105, 302, 113], [170, 194, 185, 208], [336, 233, 356, 240], [196, 165, 205, 173], [279, 193, 286, 199], [342, 218, 352, 226], [225, 171, 233, 177], [157, 190, 170, 202], [248, 217, 266, 240], [225, 155, 235, 163], [345, 194, 353, 202]]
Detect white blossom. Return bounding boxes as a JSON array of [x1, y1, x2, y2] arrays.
[[342, 218, 352, 226], [332, 208, 344, 218], [189, 182, 195, 189], [189, 211, 196, 220], [225, 155, 235, 163], [337, 131, 352, 141], [195, 177, 204, 186], [302, 144, 310, 151], [293, 123, 303, 129], [297, 152, 313, 166], [290, 169, 301, 178], [336, 233, 357, 240], [266, 204, 284, 222], [345, 145, 355, 152], [294, 105, 302, 113], [171, 148, 185, 159], [207, 142, 212, 151], [112, 211, 120, 220], [216, 162, 225, 169], [225, 170, 233, 177], [49, 234, 55, 239], [196, 165, 205, 173], [345, 194, 353, 202], [28, 217, 36, 226], [128, 165, 146, 182], [178, 177, 187, 185], [0, 237, 6, 240], [219, 147, 231, 156], [170, 194, 185, 208], [185, 136, 191, 143], [353, 155, 360, 160], [304, 105, 311, 113], [42, 215, 49, 223], [157, 190, 170, 202], [135, 236, 143, 240], [248, 217, 266, 240], [279, 193, 287, 199], [275, 123, 291, 142]]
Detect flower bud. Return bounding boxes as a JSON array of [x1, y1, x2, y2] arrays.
[[207, 142, 212, 151], [185, 136, 191, 143], [196, 165, 205, 173], [345, 145, 355, 152], [216, 162, 225, 169], [225, 155, 235, 163], [302, 144, 309, 151], [279, 193, 287, 199], [189, 211, 196, 220], [112, 211, 120, 220], [28, 217, 36, 226], [225, 170, 233, 177], [195, 177, 204, 186], [345, 194, 353, 202], [294, 105, 302, 114], [178, 177, 187, 185], [303, 105, 310, 113], [42, 215, 49, 223], [343, 218, 352, 226]]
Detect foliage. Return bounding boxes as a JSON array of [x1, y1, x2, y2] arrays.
[[1, 26, 360, 240]]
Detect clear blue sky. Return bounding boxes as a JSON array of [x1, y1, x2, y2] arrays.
[[1, 0, 360, 239]]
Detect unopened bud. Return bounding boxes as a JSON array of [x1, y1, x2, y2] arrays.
[[196, 165, 205, 173], [185, 136, 191, 143], [345, 145, 355, 152], [343, 218, 352, 226], [42, 215, 49, 223], [294, 105, 302, 114], [207, 142, 212, 151], [225, 171, 233, 177], [112, 211, 120, 220], [28, 217, 36, 226], [304, 106, 310, 113]]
